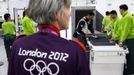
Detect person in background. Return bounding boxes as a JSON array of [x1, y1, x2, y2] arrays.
[[0, 61, 4, 66], [119, 4, 134, 75], [110, 10, 121, 43], [8, 0, 90, 75], [0, 16, 4, 29], [0, 16, 3, 21], [74, 12, 95, 49], [102, 11, 111, 33], [2, 13, 16, 60], [18, 15, 22, 25], [22, 10, 36, 35]]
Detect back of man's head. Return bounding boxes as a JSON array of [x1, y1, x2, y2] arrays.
[[119, 4, 128, 11], [110, 10, 117, 15], [87, 12, 95, 16], [106, 11, 110, 16], [4, 13, 10, 21]]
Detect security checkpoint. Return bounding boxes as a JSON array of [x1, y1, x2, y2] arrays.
[[88, 33, 128, 75]]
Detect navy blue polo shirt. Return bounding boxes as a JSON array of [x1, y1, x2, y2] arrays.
[[76, 17, 94, 36]]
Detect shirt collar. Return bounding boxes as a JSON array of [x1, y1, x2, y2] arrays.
[[113, 17, 118, 22], [84, 17, 90, 22], [122, 11, 128, 17], [38, 24, 60, 37]]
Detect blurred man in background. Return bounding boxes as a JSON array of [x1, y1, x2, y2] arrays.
[[102, 11, 111, 33], [119, 4, 134, 75], [22, 10, 36, 35], [110, 10, 121, 43], [2, 13, 16, 61], [74, 12, 95, 49]]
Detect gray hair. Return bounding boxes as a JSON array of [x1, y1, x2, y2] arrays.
[[27, 0, 71, 24]]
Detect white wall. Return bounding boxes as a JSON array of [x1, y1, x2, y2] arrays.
[[72, 0, 134, 16], [8, 0, 29, 19], [0, 1, 8, 16], [96, 0, 134, 16], [1, 0, 134, 18], [0, 0, 134, 18], [6, 0, 134, 17]]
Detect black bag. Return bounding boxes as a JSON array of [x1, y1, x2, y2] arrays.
[[73, 31, 78, 38]]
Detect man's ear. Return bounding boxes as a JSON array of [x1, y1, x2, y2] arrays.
[[53, 10, 62, 21]]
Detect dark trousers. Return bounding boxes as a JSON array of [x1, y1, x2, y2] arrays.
[[3, 34, 16, 60], [77, 35, 90, 61], [123, 38, 134, 75], [77, 35, 88, 47]]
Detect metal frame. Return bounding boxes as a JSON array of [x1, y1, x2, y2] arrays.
[[13, 8, 24, 33], [71, 6, 96, 39]]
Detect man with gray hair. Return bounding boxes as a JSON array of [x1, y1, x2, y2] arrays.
[[8, 0, 90, 75]]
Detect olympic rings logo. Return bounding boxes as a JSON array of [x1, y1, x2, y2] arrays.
[[23, 58, 59, 75]]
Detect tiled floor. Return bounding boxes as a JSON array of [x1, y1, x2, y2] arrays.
[[0, 37, 8, 75]]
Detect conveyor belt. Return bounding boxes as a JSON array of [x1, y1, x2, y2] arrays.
[[89, 36, 115, 46]]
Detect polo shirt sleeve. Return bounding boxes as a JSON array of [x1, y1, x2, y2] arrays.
[[120, 16, 132, 42], [76, 47, 90, 75]]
